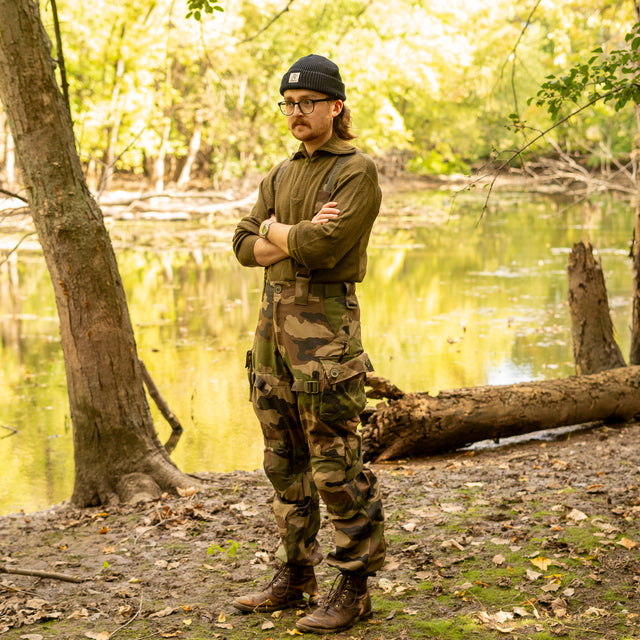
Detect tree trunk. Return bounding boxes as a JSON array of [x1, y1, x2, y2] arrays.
[[630, 103, 640, 364], [630, 6, 640, 364], [175, 113, 202, 189], [151, 120, 171, 192], [361, 367, 640, 462], [0, 0, 193, 507], [567, 241, 626, 374], [97, 56, 125, 198]]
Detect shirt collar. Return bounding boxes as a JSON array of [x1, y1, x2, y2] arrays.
[[292, 134, 357, 160]]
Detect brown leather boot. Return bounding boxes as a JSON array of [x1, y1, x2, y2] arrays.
[[295, 572, 371, 634], [233, 564, 318, 613]]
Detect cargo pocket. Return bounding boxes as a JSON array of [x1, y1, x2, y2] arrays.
[[317, 352, 374, 422]]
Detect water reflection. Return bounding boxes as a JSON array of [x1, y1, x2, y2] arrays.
[[0, 190, 634, 515]]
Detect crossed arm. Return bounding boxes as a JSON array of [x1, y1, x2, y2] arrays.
[[253, 201, 340, 266]]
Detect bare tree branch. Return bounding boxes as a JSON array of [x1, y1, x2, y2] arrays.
[[239, 0, 296, 44], [49, 0, 71, 115], [0, 188, 27, 202], [0, 231, 37, 267]]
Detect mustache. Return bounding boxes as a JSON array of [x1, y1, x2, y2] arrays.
[[291, 117, 307, 126]]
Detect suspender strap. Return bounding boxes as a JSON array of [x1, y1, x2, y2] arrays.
[[277, 152, 359, 305], [314, 152, 357, 214], [274, 159, 291, 190]]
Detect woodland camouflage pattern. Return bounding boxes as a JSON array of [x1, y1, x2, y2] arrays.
[[247, 281, 386, 574]]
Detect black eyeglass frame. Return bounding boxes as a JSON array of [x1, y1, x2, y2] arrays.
[[278, 97, 333, 116]]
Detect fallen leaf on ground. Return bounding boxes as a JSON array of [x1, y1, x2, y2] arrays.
[[493, 554, 506, 566], [617, 537, 638, 550], [441, 539, 465, 551], [67, 609, 90, 620], [567, 508, 588, 522], [541, 580, 562, 592], [149, 607, 175, 618], [84, 633, 110, 640], [476, 610, 516, 633], [378, 578, 395, 593], [551, 598, 567, 617], [530, 557, 553, 571]]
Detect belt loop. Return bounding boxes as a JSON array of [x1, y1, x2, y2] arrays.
[[295, 271, 311, 305]]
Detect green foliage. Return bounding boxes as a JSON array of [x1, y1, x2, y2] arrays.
[[12, 0, 636, 184], [185, 0, 223, 21], [207, 539, 239, 558], [533, 22, 640, 119], [407, 144, 470, 176]]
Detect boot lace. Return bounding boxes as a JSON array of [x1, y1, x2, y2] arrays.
[[266, 564, 292, 598], [323, 573, 359, 610]]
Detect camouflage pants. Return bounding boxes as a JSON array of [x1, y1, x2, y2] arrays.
[[246, 280, 386, 574]]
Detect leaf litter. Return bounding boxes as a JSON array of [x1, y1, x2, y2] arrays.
[[0, 422, 640, 638]]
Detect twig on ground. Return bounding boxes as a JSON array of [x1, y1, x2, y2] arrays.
[[108, 594, 144, 639], [0, 564, 84, 583]]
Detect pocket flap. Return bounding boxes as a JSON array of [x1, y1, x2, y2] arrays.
[[320, 352, 374, 385]]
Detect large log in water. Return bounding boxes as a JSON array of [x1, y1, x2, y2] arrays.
[[361, 367, 640, 462]]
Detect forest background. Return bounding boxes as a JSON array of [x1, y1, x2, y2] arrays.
[[1, 0, 637, 193]]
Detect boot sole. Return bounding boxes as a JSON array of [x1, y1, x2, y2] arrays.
[[233, 598, 306, 613], [295, 608, 372, 634]]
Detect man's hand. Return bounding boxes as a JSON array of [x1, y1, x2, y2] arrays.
[[312, 201, 340, 224], [254, 203, 340, 266]]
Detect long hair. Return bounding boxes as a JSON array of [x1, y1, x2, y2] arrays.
[[333, 104, 356, 140]]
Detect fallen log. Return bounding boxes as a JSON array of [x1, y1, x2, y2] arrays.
[[361, 366, 640, 462]]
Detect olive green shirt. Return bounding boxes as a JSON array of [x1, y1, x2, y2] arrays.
[[232, 135, 381, 283]]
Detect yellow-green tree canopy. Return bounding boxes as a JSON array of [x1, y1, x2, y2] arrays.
[[1, 0, 637, 185]]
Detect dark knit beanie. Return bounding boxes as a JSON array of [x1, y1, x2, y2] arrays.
[[279, 54, 346, 101]]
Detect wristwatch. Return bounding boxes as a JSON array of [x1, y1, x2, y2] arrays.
[[259, 218, 275, 238]]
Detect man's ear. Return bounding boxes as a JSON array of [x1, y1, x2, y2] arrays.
[[332, 100, 343, 116]]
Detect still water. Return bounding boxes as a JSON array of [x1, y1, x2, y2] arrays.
[[0, 188, 634, 515]]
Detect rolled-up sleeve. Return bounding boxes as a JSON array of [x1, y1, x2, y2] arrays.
[[232, 166, 279, 267]]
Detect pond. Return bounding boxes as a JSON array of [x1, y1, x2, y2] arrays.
[[0, 186, 635, 515]]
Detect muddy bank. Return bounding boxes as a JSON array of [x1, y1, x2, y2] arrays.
[[2, 420, 640, 639]]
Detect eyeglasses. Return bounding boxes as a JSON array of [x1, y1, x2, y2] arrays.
[[278, 98, 333, 116]]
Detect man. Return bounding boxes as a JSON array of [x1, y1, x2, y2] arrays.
[[232, 53, 386, 635]]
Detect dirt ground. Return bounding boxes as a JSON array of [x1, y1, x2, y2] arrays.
[[2, 421, 640, 640]]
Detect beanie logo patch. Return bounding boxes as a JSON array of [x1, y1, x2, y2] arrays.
[[289, 72, 300, 83]]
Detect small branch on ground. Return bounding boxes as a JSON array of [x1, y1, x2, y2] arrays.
[[0, 564, 84, 583]]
